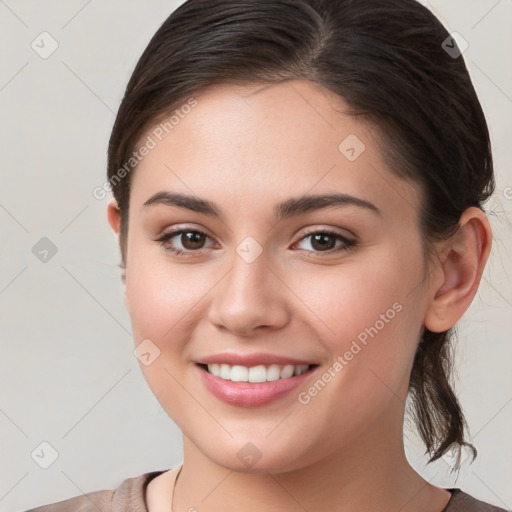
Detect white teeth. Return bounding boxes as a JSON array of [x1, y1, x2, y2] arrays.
[[266, 364, 281, 381], [230, 365, 248, 382], [205, 363, 310, 382], [248, 365, 267, 383], [280, 364, 295, 379], [220, 363, 231, 380]]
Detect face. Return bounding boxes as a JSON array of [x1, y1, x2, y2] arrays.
[[115, 80, 435, 472]]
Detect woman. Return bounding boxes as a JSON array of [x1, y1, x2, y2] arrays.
[[26, 0, 508, 510]]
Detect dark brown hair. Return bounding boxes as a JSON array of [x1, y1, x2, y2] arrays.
[[107, 0, 495, 462]]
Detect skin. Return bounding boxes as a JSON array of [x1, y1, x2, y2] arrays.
[[107, 80, 491, 512]]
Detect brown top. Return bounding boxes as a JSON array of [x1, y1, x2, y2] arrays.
[[24, 466, 509, 512]]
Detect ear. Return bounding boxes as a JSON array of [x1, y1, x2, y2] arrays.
[[107, 197, 121, 236], [107, 198, 127, 297], [424, 207, 492, 333]]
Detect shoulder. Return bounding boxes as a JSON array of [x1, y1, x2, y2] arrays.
[[23, 470, 167, 512], [446, 489, 510, 512], [23, 488, 114, 512]]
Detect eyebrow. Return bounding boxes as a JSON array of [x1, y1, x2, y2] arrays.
[[142, 191, 381, 220]]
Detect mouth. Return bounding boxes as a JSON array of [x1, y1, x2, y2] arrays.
[[195, 362, 320, 407], [197, 362, 319, 382]]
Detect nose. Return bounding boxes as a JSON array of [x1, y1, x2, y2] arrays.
[[207, 248, 291, 336]]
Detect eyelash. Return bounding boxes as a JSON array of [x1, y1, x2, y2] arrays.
[[155, 228, 357, 258]]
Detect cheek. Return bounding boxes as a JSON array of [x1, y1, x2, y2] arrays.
[[289, 271, 420, 444], [290, 249, 423, 391], [125, 246, 209, 341], [124, 250, 208, 421], [296, 250, 419, 334]]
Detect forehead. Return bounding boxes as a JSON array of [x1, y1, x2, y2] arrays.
[[129, 80, 419, 219]]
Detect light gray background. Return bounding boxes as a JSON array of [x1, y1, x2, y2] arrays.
[[0, 1, 511, 511]]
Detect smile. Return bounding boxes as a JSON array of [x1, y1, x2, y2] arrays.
[[204, 363, 312, 382], [196, 363, 319, 407]]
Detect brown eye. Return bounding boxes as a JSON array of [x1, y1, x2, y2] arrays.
[[180, 231, 207, 250], [295, 230, 356, 255], [156, 229, 215, 255], [309, 233, 337, 251]]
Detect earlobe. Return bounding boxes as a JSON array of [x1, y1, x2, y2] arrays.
[[121, 266, 129, 311], [424, 207, 492, 333]]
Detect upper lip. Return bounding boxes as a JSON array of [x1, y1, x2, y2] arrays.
[[195, 352, 317, 367]]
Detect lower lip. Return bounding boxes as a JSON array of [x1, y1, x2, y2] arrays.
[[196, 364, 318, 407]]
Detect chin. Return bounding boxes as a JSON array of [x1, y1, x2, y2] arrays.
[[193, 434, 320, 475]]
